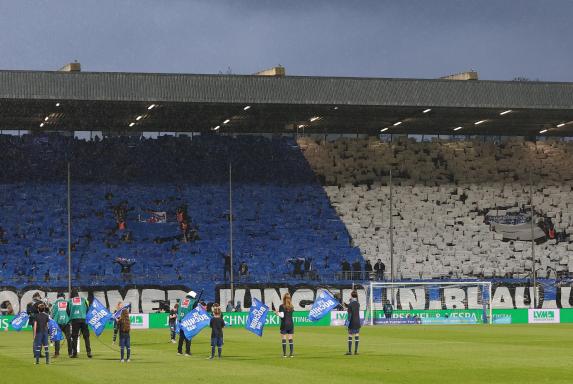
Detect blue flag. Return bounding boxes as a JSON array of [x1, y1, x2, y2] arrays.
[[245, 298, 269, 337], [10, 312, 29, 331], [48, 319, 64, 342], [308, 290, 339, 322], [86, 298, 113, 337], [179, 306, 210, 340], [113, 303, 132, 320]]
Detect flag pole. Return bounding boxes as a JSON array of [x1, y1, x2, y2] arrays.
[[229, 161, 234, 306], [67, 161, 72, 296]]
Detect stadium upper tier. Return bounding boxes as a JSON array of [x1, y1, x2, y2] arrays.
[[299, 136, 573, 280], [0, 134, 361, 290]]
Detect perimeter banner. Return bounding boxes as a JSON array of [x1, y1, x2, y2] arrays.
[[4, 309, 573, 330], [1, 280, 573, 315]]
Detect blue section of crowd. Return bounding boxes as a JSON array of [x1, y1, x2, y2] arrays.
[[0, 134, 362, 291]]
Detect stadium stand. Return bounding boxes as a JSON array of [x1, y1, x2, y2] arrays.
[[298, 136, 573, 280], [0, 134, 361, 291], [2, 132, 573, 293]]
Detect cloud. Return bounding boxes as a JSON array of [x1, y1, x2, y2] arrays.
[[0, 0, 571, 81]]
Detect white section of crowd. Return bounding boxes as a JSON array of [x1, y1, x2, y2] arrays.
[[299, 136, 573, 279]]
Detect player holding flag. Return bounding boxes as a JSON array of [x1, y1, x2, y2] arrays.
[[345, 290, 361, 355], [112, 301, 123, 345], [274, 293, 295, 358], [112, 302, 131, 344], [117, 308, 131, 362], [51, 292, 72, 357], [176, 291, 198, 356]]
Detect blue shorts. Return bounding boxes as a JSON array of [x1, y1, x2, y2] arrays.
[[211, 337, 223, 347], [348, 328, 360, 335], [280, 328, 294, 335]]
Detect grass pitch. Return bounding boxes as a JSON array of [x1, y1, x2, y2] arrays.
[[2, 325, 572, 384]]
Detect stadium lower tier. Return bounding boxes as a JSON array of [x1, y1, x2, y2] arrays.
[[0, 183, 361, 291]]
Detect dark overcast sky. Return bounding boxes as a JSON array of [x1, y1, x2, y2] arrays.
[[0, 0, 571, 81]]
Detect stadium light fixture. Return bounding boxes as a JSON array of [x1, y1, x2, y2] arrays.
[[500, 110, 512, 115], [393, 121, 402, 126], [44, 116, 49, 121], [298, 124, 305, 129], [213, 126, 220, 131], [136, 115, 143, 121], [557, 123, 566, 128], [422, 108, 431, 113], [55, 103, 60, 107], [380, 127, 389, 132], [223, 119, 230, 124], [334, 106, 339, 110], [309, 116, 320, 122], [453, 126, 463, 131], [40, 123, 44, 127], [147, 104, 156, 110], [129, 122, 135, 127], [539, 129, 548, 134], [243, 105, 251, 111], [474, 120, 486, 125]]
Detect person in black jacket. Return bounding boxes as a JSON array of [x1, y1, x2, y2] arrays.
[[374, 259, 385, 280], [274, 293, 295, 358], [341, 260, 351, 280], [26, 292, 43, 327], [352, 260, 362, 280], [223, 253, 231, 281], [33, 303, 50, 364], [364, 260, 373, 280], [345, 290, 361, 355], [208, 304, 225, 359], [169, 303, 178, 343], [27, 292, 43, 357]]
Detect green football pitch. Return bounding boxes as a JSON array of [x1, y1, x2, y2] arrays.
[[2, 325, 572, 384]]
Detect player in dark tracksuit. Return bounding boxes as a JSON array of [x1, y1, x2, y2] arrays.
[[27, 292, 43, 357], [208, 304, 225, 359], [169, 303, 178, 343], [33, 303, 50, 364], [345, 290, 361, 355], [274, 293, 295, 358]]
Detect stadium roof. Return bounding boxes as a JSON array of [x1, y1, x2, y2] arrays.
[[1, 70, 573, 136]]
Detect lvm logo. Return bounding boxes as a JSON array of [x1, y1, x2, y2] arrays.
[[335, 312, 348, 320], [534, 311, 555, 320]]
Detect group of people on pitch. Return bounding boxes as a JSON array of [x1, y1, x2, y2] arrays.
[[26, 290, 94, 364], [26, 290, 132, 364], [169, 289, 362, 359], [27, 288, 361, 365], [273, 290, 362, 357], [272, 289, 362, 357], [168, 290, 226, 359]]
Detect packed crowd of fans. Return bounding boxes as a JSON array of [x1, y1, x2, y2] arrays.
[[0, 133, 360, 289]]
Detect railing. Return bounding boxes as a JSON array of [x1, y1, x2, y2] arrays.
[[0, 270, 392, 288]]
